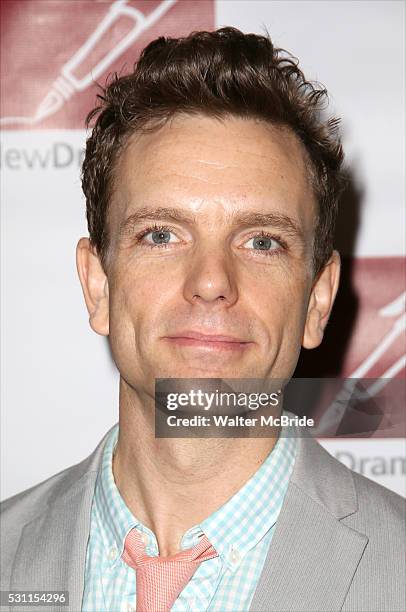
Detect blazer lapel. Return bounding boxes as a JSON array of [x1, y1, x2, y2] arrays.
[[249, 434, 368, 612], [10, 427, 114, 612]]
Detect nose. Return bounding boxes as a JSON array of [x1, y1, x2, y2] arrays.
[[183, 245, 239, 308]]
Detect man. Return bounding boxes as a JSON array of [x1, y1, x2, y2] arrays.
[[1, 27, 404, 612]]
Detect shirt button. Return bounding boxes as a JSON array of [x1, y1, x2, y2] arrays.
[[108, 546, 118, 561], [141, 532, 150, 546], [122, 604, 135, 612], [229, 547, 241, 565]]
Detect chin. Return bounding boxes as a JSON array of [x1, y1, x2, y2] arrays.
[[159, 362, 261, 380]]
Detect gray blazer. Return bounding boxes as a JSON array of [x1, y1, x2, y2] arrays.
[[1, 424, 405, 612]]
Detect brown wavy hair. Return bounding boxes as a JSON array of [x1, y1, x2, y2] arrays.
[[81, 27, 345, 275]]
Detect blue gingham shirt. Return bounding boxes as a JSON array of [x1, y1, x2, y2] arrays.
[[81, 421, 297, 612]]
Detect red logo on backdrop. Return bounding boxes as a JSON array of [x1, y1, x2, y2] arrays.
[[339, 259, 405, 381], [0, 0, 214, 129], [340, 258, 405, 437], [296, 257, 405, 437], [293, 258, 406, 382]]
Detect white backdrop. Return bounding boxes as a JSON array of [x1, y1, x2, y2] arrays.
[[1, 0, 405, 500]]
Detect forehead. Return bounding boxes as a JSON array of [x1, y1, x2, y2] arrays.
[[110, 114, 316, 228]]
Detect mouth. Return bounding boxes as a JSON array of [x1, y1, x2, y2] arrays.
[[162, 331, 254, 352]]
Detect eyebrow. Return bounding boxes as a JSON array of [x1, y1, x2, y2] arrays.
[[119, 206, 305, 242]]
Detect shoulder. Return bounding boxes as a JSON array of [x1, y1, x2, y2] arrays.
[[316, 438, 405, 529], [0, 458, 94, 582], [1, 424, 115, 521], [320, 443, 405, 567], [292, 433, 405, 534], [345, 466, 405, 532], [297, 436, 405, 609], [339, 462, 405, 611], [0, 425, 115, 584], [1, 457, 93, 525]]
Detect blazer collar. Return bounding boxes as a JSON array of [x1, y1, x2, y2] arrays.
[[249, 433, 368, 612]]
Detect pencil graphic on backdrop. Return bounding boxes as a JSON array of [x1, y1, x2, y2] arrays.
[[0, 0, 177, 127], [314, 291, 406, 435]]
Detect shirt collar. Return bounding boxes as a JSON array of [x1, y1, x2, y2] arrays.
[[93, 424, 140, 567], [196, 419, 297, 570], [94, 414, 297, 570]]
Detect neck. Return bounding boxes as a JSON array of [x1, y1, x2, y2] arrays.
[[112, 377, 280, 557]]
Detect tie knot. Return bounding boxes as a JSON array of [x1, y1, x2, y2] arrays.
[[121, 528, 218, 611], [122, 528, 218, 568]]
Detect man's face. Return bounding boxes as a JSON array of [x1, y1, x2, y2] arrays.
[[79, 115, 337, 395]]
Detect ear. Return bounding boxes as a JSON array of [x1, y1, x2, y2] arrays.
[[76, 238, 109, 336], [302, 250, 340, 349]]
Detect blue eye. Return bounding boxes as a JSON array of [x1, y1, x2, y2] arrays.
[[149, 229, 171, 244], [244, 234, 279, 251], [141, 226, 180, 246]]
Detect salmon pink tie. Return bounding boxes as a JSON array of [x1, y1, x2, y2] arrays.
[[121, 528, 218, 612]]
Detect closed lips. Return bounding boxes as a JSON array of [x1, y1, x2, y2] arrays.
[[166, 331, 250, 343]]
